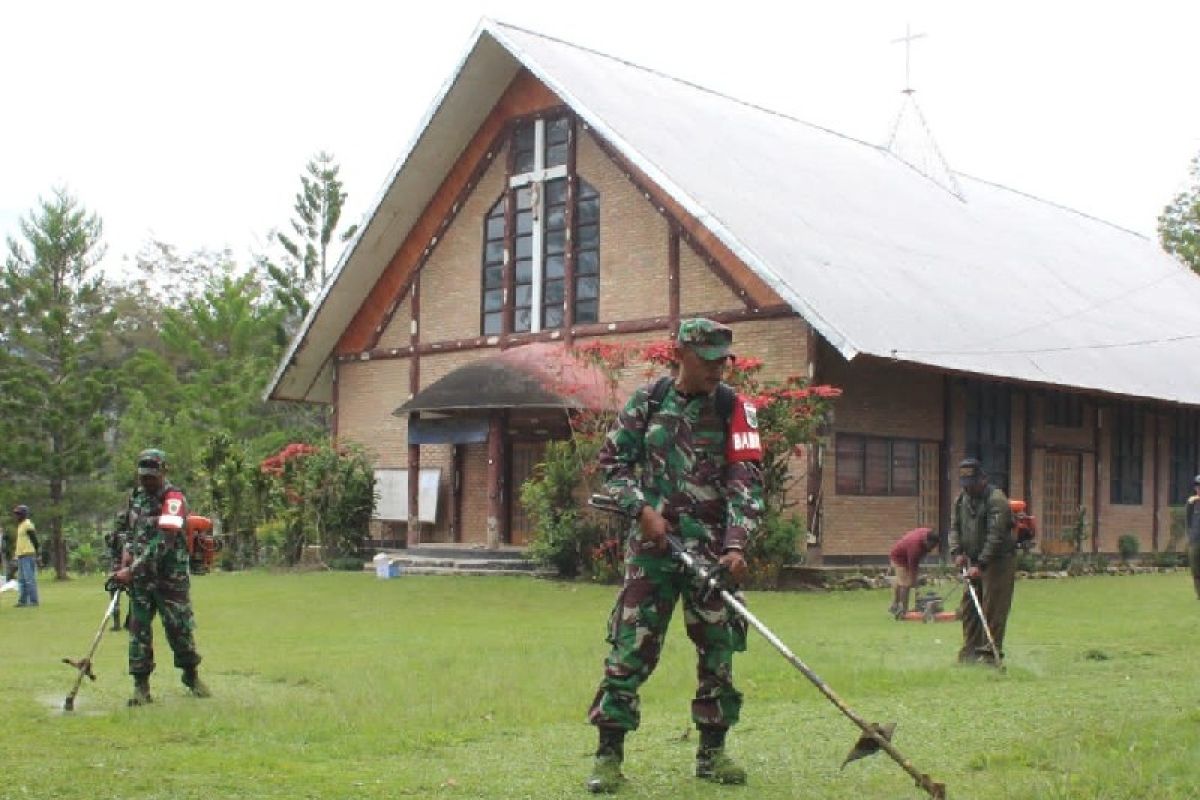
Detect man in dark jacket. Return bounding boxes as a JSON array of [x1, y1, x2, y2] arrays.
[[1186, 475, 1200, 599], [948, 458, 1015, 664]]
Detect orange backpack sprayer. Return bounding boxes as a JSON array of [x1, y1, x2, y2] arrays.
[[185, 514, 222, 574]]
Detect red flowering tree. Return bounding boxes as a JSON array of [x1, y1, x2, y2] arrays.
[[259, 441, 375, 566], [520, 338, 839, 583]]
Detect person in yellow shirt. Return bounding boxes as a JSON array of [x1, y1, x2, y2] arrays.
[[12, 505, 40, 607]]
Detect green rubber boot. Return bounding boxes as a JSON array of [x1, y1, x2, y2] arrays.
[[586, 728, 626, 794], [128, 676, 153, 707], [696, 749, 747, 784], [182, 668, 211, 698], [696, 727, 746, 784], [587, 752, 625, 794]]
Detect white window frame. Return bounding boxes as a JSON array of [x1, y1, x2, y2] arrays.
[[508, 118, 568, 333]]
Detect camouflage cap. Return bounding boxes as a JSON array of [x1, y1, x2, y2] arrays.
[[676, 318, 734, 361], [137, 448, 168, 476]]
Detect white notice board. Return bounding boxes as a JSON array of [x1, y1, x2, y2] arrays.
[[373, 468, 440, 524]]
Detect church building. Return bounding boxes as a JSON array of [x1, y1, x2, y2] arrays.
[[266, 21, 1200, 561]]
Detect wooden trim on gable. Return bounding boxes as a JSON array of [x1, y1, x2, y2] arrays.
[[335, 303, 797, 364], [583, 127, 782, 311], [668, 224, 681, 329], [338, 70, 563, 355]]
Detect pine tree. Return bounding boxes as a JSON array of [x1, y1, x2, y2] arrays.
[[0, 189, 116, 578], [263, 152, 359, 320]]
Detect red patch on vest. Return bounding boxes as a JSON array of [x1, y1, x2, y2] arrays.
[[726, 396, 763, 462]]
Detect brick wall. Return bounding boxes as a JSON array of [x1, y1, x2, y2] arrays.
[[420, 142, 510, 344], [336, 359, 411, 465], [377, 292, 413, 350], [680, 238, 741, 311], [577, 132, 669, 322], [818, 352, 944, 557]]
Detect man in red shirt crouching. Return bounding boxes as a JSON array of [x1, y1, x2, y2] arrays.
[[888, 527, 940, 617]]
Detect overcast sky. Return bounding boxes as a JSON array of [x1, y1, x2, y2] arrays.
[[2, 0, 1198, 279]]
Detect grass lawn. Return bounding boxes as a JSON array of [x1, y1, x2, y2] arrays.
[[2, 568, 1198, 799]]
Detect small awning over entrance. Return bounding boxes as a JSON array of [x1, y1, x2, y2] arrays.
[[393, 341, 616, 415]]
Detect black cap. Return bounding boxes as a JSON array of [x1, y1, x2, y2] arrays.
[[958, 458, 984, 486]]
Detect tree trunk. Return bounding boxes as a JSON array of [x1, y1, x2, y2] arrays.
[[49, 477, 68, 579]]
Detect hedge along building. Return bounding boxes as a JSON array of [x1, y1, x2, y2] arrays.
[[266, 20, 1200, 561]]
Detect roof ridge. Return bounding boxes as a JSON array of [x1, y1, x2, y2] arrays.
[[953, 171, 1148, 239], [490, 19, 1156, 244], [487, 18, 888, 157]]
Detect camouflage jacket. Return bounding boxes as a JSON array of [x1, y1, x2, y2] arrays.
[[949, 485, 1014, 567], [1187, 495, 1200, 546], [598, 379, 764, 554], [123, 482, 190, 583]]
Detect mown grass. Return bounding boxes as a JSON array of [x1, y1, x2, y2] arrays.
[[2, 569, 1197, 799]]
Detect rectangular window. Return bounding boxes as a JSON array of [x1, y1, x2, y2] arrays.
[[835, 434, 921, 496], [480, 198, 506, 336], [512, 187, 534, 333], [1044, 391, 1083, 428], [1110, 404, 1144, 505], [965, 380, 1011, 494], [1169, 410, 1200, 504]]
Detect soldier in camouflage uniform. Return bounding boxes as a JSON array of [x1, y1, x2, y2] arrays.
[[949, 458, 1016, 665], [586, 319, 764, 793], [109, 449, 209, 705]]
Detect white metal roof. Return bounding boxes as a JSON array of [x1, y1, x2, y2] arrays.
[[268, 20, 1200, 407]]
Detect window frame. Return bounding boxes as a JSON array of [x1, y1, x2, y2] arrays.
[[1110, 404, 1144, 506], [965, 380, 1012, 494], [835, 433, 921, 497], [480, 111, 599, 336], [1169, 409, 1200, 505]]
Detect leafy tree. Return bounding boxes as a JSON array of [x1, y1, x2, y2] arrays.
[[114, 253, 325, 548], [200, 431, 272, 568], [263, 151, 359, 319], [0, 189, 117, 578], [1159, 151, 1200, 273]]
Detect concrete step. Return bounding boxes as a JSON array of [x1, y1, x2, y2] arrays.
[[396, 565, 555, 578], [364, 551, 546, 577]]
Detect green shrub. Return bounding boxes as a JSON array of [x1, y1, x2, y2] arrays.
[[746, 511, 805, 588], [1016, 551, 1037, 572], [522, 440, 601, 578], [1117, 534, 1140, 562], [327, 555, 365, 571], [1154, 551, 1185, 568], [68, 541, 102, 575], [1167, 505, 1186, 552]]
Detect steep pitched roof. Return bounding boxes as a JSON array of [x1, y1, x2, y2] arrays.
[[268, 19, 1200, 407]]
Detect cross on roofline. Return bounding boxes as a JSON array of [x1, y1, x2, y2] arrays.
[[890, 23, 926, 94]]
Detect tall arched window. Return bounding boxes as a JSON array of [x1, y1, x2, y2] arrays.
[[479, 113, 600, 335]]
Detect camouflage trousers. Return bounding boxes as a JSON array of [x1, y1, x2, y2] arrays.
[[128, 566, 201, 677], [588, 552, 747, 732]]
